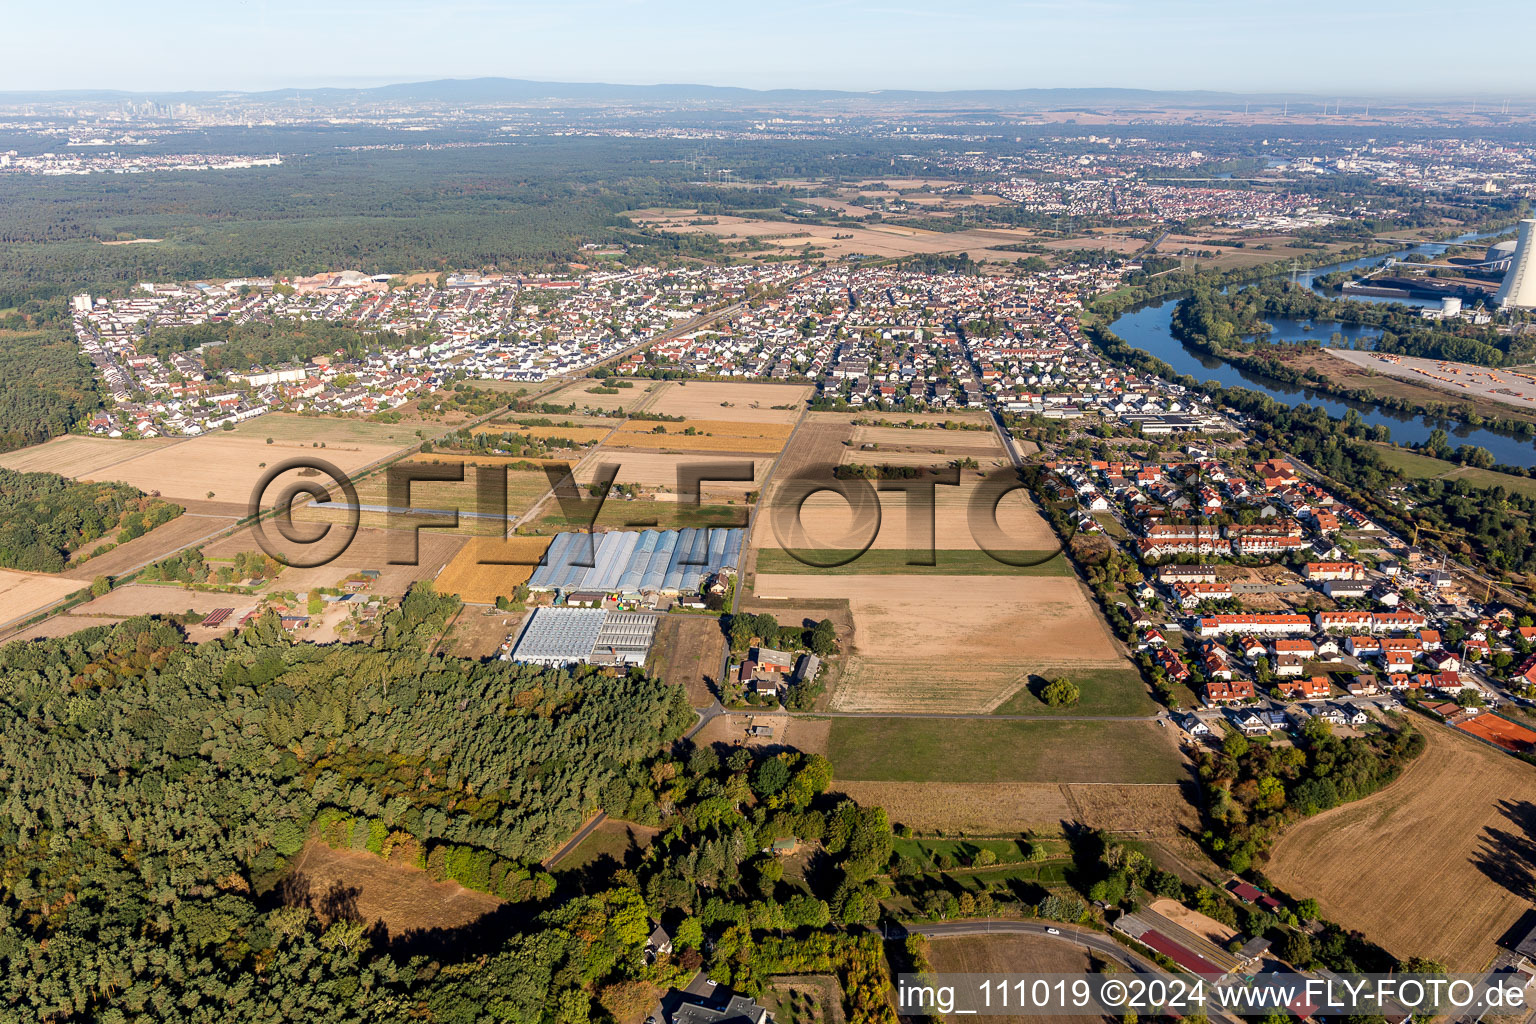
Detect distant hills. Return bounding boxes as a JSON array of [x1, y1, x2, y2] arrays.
[[0, 77, 1377, 110]]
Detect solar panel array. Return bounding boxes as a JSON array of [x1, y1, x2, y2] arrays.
[[527, 528, 744, 596]]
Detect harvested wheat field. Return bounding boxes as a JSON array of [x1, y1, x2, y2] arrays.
[[644, 381, 810, 423], [63, 512, 239, 580], [0, 434, 180, 478], [283, 840, 500, 940], [575, 451, 770, 500], [478, 424, 613, 444], [926, 934, 1099, 1024], [850, 425, 1001, 451], [21, 433, 401, 508], [434, 536, 553, 604], [1, 614, 123, 643], [762, 475, 1059, 554], [752, 575, 1129, 712], [607, 419, 794, 454], [1267, 724, 1536, 970], [0, 570, 86, 626], [834, 782, 1195, 836]]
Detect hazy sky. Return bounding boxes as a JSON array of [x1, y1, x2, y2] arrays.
[[7, 0, 1534, 95]]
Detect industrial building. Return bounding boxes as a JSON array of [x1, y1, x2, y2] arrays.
[[1494, 218, 1536, 310], [527, 528, 744, 599], [505, 607, 661, 668]]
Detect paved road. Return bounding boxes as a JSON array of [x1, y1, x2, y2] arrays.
[[541, 812, 606, 869], [718, 707, 1168, 722], [989, 409, 1025, 470], [901, 918, 1155, 973], [901, 920, 1244, 1024]]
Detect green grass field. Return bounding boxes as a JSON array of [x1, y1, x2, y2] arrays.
[[227, 412, 431, 449], [893, 837, 1048, 867], [753, 548, 1071, 575], [1369, 442, 1536, 497], [991, 668, 1158, 717], [826, 718, 1185, 784]]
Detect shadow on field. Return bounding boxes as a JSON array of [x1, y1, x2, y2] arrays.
[[1472, 799, 1536, 903]]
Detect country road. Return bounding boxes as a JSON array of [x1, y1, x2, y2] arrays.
[[718, 707, 1169, 723], [900, 919, 1245, 1024]]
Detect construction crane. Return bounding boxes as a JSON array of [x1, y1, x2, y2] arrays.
[[1409, 523, 1494, 604]]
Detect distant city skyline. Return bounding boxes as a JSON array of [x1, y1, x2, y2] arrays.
[[6, 0, 1535, 97]]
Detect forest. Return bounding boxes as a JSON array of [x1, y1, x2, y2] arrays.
[[140, 320, 431, 372], [0, 468, 182, 572], [0, 581, 916, 1021], [1196, 717, 1426, 875], [1172, 280, 1528, 366], [0, 133, 950, 306], [0, 328, 105, 453]]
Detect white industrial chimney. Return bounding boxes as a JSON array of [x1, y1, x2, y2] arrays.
[[1494, 218, 1536, 310]]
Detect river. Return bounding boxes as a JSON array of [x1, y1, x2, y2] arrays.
[[1106, 228, 1536, 467]]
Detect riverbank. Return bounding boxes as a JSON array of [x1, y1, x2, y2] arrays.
[[1099, 223, 1536, 467]]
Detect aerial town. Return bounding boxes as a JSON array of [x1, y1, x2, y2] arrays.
[[4, 19, 1536, 1022]]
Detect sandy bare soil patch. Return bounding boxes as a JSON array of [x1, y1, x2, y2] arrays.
[[751, 575, 1127, 712], [1328, 349, 1536, 413], [644, 381, 809, 423], [1149, 898, 1239, 948], [692, 713, 832, 756], [440, 606, 527, 659], [0, 570, 87, 625], [1267, 724, 1534, 970], [283, 840, 501, 940], [836, 781, 1195, 836]]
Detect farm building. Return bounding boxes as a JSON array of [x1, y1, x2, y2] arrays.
[[526, 528, 744, 599], [505, 608, 662, 668]]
